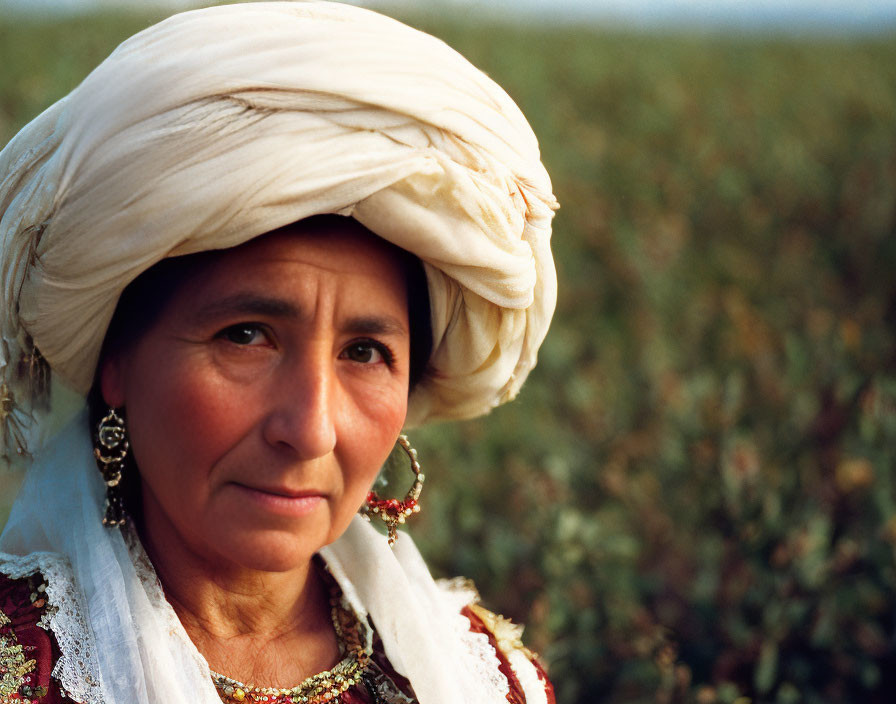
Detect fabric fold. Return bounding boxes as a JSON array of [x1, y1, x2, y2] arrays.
[[0, 0, 557, 442]]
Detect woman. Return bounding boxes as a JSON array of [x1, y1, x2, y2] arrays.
[[0, 3, 557, 704]]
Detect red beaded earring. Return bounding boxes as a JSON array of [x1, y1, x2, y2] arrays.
[[363, 435, 424, 546]]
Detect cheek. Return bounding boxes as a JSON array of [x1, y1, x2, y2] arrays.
[[336, 383, 408, 503], [123, 356, 253, 499]]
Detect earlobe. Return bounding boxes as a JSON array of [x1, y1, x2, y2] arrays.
[[99, 355, 126, 407]]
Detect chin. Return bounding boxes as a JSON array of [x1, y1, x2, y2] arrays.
[[206, 525, 330, 573]]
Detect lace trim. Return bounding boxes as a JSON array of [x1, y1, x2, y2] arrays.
[[436, 578, 510, 701], [0, 551, 105, 704], [436, 576, 480, 610]]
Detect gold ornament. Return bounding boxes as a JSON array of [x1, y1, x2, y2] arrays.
[[93, 407, 129, 526], [211, 593, 372, 704], [363, 435, 424, 546]]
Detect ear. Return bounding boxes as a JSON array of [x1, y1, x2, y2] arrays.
[[99, 354, 126, 408]]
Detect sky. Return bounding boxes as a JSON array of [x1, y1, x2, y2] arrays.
[[2, 0, 896, 34]]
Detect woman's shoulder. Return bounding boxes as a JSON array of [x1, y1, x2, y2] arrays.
[[0, 568, 80, 703], [438, 578, 556, 704], [462, 602, 555, 704]]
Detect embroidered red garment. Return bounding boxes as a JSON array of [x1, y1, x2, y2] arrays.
[[0, 572, 78, 703], [0, 572, 552, 704]]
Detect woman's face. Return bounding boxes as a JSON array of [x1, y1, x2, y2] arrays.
[[101, 220, 410, 573]]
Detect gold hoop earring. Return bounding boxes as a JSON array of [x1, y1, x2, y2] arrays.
[[364, 434, 424, 546], [94, 407, 128, 527]]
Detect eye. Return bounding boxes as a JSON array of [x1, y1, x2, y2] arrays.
[[341, 340, 392, 365], [217, 323, 268, 346]]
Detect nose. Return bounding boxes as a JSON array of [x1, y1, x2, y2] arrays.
[[261, 347, 338, 460]]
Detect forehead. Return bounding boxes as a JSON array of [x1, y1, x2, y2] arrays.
[[220, 218, 405, 278], [183, 218, 410, 305]]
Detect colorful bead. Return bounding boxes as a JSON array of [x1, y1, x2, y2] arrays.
[[210, 592, 372, 704], [363, 435, 425, 545]]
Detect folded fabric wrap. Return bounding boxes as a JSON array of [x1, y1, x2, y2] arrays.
[[0, 0, 557, 444]]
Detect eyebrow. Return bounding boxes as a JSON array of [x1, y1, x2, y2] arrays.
[[191, 293, 300, 323], [341, 315, 408, 338], [190, 293, 408, 336]]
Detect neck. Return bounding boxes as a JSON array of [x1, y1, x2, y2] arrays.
[[137, 497, 338, 684]]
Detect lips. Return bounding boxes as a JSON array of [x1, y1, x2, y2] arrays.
[[230, 483, 326, 517], [241, 484, 325, 499]]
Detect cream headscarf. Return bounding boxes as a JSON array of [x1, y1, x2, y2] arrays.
[[0, 3, 556, 703], [0, 0, 557, 449]]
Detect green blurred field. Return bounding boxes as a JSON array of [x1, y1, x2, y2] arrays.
[[2, 7, 896, 704]]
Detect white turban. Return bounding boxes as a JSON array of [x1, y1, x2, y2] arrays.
[[0, 0, 557, 443]]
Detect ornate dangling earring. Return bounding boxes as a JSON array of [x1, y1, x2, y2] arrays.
[[94, 407, 129, 527], [364, 434, 424, 546]]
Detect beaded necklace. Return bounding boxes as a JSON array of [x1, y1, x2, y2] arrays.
[[211, 591, 373, 704]]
